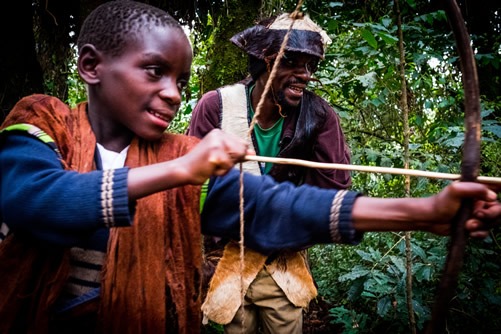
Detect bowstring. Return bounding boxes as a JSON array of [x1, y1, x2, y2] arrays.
[[237, 0, 304, 329]]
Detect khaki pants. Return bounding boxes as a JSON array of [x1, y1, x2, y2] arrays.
[[224, 269, 303, 334]]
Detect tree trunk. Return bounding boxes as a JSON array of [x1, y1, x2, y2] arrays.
[[0, 0, 44, 123], [198, 0, 262, 94]]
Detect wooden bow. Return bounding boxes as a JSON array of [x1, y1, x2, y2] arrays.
[[425, 0, 481, 333]]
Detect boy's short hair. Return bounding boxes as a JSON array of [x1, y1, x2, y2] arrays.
[[77, 0, 182, 57]]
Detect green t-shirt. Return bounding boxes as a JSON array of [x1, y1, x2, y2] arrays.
[[248, 85, 284, 174]]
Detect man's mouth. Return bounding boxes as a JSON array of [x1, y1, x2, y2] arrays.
[[286, 83, 305, 98], [289, 85, 303, 93]]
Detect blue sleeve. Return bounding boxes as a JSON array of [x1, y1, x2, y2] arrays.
[[0, 134, 132, 246], [201, 168, 362, 255]]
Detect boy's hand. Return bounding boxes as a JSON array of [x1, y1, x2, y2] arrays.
[[184, 129, 255, 184], [432, 182, 500, 237]]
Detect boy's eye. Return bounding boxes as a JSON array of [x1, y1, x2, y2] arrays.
[[145, 66, 162, 77]]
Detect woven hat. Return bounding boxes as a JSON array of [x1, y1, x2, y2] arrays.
[[230, 13, 332, 60]]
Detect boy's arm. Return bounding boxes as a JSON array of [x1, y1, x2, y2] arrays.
[[201, 168, 363, 254], [0, 134, 131, 245], [202, 169, 501, 254]]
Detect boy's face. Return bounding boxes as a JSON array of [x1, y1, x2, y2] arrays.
[[93, 25, 192, 144]]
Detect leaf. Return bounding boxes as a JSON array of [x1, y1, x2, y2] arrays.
[[361, 29, 378, 49], [377, 296, 393, 317], [443, 136, 464, 148], [389, 256, 406, 274], [413, 263, 432, 282], [355, 249, 377, 262], [382, 18, 392, 28], [347, 278, 366, 300], [356, 72, 377, 88], [329, 2, 344, 8], [406, 0, 417, 9], [411, 243, 427, 260], [484, 124, 501, 138], [412, 299, 427, 318], [377, 31, 398, 45], [339, 266, 370, 282]]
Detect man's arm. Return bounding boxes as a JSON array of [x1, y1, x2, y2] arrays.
[[186, 90, 221, 138]]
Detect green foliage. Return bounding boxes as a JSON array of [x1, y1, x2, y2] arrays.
[[329, 305, 369, 334], [201, 321, 224, 334], [195, 1, 258, 94], [66, 46, 87, 108], [306, 1, 501, 332], [311, 233, 501, 333]]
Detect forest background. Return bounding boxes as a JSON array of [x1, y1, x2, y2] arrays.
[[1, 0, 500, 333]]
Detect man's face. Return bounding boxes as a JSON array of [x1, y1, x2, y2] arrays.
[[270, 52, 320, 109]]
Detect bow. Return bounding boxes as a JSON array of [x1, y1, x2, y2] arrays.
[[425, 0, 481, 333]]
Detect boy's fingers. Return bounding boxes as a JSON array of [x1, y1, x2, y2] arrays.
[[451, 182, 497, 201]]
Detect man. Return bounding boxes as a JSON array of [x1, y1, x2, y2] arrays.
[[188, 13, 351, 333]]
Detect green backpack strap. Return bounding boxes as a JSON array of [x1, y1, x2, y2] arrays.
[[0, 123, 63, 160], [199, 178, 209, 213]]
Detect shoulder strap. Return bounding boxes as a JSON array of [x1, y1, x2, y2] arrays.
[[218, 84, 260, 175], [0, 123, 62, 160]]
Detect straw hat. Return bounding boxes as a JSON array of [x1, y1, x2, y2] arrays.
[[230, 13, 332, 60]]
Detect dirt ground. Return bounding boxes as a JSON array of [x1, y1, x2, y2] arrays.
[[303, 296, 344, 334]]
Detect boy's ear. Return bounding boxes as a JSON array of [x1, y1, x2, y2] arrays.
[[78, 44, 102, 85]]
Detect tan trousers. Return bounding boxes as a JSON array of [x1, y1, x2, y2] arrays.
[[224, 269, 303, 334]]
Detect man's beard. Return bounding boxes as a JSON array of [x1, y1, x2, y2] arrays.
[[274, 89, 299, 112]]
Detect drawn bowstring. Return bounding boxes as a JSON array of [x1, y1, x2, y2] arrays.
[[237, 0, 305, 329]]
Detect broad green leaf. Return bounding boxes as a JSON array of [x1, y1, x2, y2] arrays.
[[484, 124, 501, 138], [389, 256, 406, 273], [377, 296, 393, 317], [377, 31, 398, 45], [361, 29, 378, 49], [406, 0, 417, 9], [382, 18, 392, 28], [356, 72, 377, 88], [329, 2, 344, 8], [413, 263, 433, 282], [339, 266, 370, 282]]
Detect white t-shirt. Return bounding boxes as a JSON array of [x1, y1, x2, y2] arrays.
[[96, 143, 129, 169]]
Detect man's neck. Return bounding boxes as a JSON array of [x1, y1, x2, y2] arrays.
[[250, 84, 284, 129]]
